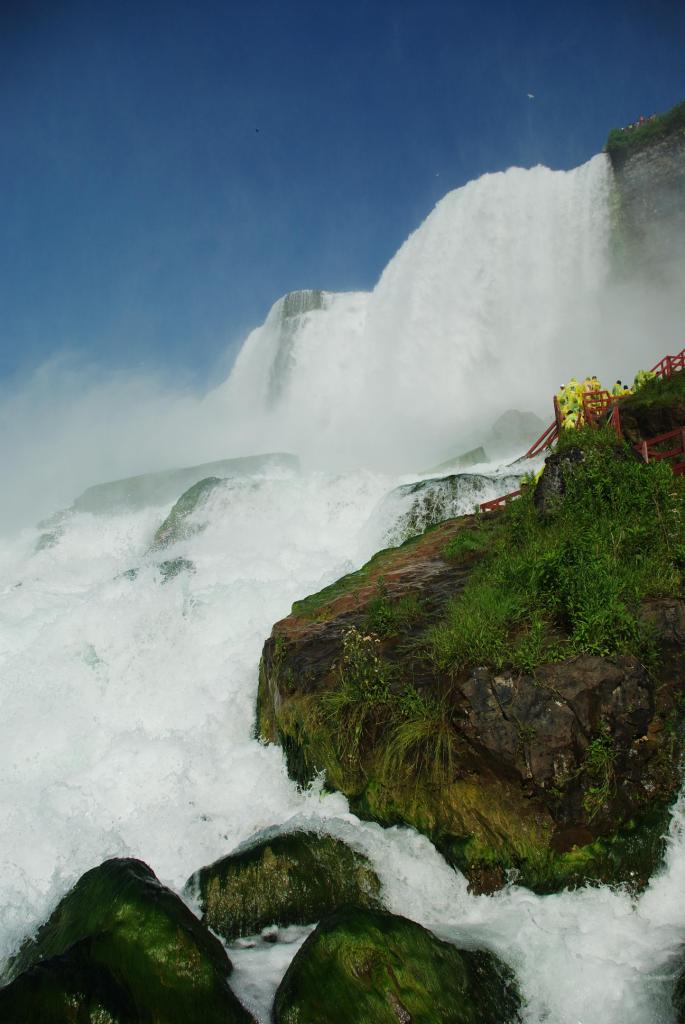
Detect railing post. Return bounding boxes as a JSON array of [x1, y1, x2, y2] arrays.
[[641, 440, 649, 463], [666, 355, 672, 378]]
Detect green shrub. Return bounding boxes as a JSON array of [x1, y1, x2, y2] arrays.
[[582, 727, 617, 820], [606, 99, 685, 158], [425, 445, 684, 674], [443, 527, 492, 560], [364, 580, 425, 638]]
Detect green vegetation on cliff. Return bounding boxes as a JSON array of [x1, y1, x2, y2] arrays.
[[606, 98, 685, 158], [258, 420, 685, 894], [427, 432, 684, 674]]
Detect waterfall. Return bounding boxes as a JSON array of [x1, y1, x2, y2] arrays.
[[3, 154, 682, 1023], [223, 155, 611, 469]]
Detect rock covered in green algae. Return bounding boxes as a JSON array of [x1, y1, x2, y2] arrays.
[[158, 555, 196, 582], [186, 829, 382, 942], [151, 476, 225, 550], [273, 906, 522, 1024], [0, 857, 255, 1024], [257, 491, 685, 894]]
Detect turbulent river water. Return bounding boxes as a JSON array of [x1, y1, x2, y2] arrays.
[[1, 153, 684, 1022]]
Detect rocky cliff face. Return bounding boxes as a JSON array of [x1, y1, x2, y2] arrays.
[[257, 429, 685, 894], [256, 514, 685, 894], [610, 125, 685, 276]]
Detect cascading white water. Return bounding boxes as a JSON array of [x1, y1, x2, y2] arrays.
[[2, 153, 684, 1023], [222, 155, 612, 470]]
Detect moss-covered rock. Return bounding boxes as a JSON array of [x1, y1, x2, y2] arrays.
[[257, 443, 685, 893], [0, 857, 255, 1023], [158, 556, 196, 582], [618, 369, 685, 446], [152, 476, 224, 550], [186, 829, 382, 942], [273, 906, 522, 1024]]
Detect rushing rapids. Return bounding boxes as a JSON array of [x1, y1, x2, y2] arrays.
[[1, 154, 684, 1022]]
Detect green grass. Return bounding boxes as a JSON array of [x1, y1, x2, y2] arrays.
[[606, 98, 685, 158], [582, 727, 617, 820], [292, 531, 433, 619], [381, 696, 459, 783], [622, 365, 685, 411], [555, 424, 626, 454], [443, 525, 494, 560], [364, 579, 426, 638], [425, 437, 685, 674], [320, 626, 460, 785]]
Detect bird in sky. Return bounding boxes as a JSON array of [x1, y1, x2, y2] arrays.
[[527, 93, 535, 99]]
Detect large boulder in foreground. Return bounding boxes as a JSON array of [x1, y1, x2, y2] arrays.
[[0, 858, 255, 1024], [274, 906, 522, 1024], [186, 829, 382, 942], [257, 502, 685, 893]]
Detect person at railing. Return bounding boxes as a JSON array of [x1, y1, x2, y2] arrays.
[[556, 385, 569, 411], [634, 368, 657, 392], [611, 380, 623, 397]]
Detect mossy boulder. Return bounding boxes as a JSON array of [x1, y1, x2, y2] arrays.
[[186, 829, 382, 942], [273, 905, 522, 1024], [257, 448, 685, 893], [151, 476, 224, 550], [0, 857, 255, 1023], [618, 369, 685, 446], [158, 556, 196, 582]]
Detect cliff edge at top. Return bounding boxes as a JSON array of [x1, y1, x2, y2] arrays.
[[607, 98, 685, 275]]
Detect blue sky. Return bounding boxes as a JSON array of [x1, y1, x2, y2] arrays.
[[1, 0, 684, 386]]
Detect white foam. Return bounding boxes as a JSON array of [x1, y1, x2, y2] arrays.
[[3, 157, 684, 1021]]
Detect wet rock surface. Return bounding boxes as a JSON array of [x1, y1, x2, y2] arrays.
[[187, 829, 382, 942], [0, 857, 255, 1024], [533, 447, 586, 514], [257, 504, 685, 892], [273, 905, 522, 1024]]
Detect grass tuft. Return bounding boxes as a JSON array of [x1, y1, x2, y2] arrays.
[[425, 439, 685, 674]]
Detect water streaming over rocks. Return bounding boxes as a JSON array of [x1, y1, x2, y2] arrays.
[[2, 154, 684, 1022]]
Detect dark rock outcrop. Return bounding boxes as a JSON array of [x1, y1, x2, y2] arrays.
[[257, 505, 685, 893], [0, 858, 255, 1024], [533, 447, 586, 515], [186, 829, 382, 942], [274, 906, 522, 1024], [609, 122, 685, 275], [618, 373, 685, 447]]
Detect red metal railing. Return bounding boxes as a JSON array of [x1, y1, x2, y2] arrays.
[[525, 420, 558, 458], [581, 389, 623, 437], [479, 488, 522, 513], [482, 345, 684, 511], [650, 347, 685, 380], [634, 426, 685, 475]]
